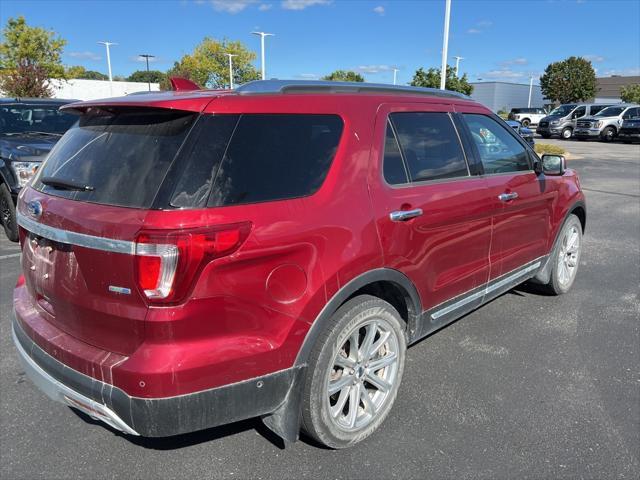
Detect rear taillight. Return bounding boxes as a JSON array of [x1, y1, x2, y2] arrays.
[[134, 222, 252, 304]]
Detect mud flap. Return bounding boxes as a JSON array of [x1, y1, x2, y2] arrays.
[[261, 365, 306, 443]]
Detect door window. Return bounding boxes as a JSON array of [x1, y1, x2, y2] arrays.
[[383, 121, 409, 185], [572, 106, 586, 119], [463, 114, 531, 175], [389, 112, 468, 182]]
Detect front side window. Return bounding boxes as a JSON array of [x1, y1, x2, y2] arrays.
[[589, 105, 606, 116], [389, 112, 468, 182], [622, 107, 639, 119], [463, 114, 530, 174], [572, 106, 586, 118]]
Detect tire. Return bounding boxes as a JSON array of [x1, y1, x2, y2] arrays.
[[0, 183, 18, 242], [601, 126, 616, 142], [521, 118, 531, 127], [543, 214, 582, 295], [301, 295, 407, 449], [561, 127, 573, 139]]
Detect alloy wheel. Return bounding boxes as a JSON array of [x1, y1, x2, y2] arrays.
[[557, 224, 581, 288], [326, 319, 400, 432]]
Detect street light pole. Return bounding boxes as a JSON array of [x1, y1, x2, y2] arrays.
[[453, 56, 464, 77], [139, 54, 155, 91], [528, 75, 534, 108], [439, 0, 452, 90], [98, 41, 117, 96], [225, 53, 237, 89], [392, 68, 399, 85], [251, 31, 274, 80]]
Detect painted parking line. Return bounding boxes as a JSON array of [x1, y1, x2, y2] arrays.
[[0, 253, 21, 260]]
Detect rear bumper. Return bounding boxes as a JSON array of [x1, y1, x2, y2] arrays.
[[12, 313, 300, 437]]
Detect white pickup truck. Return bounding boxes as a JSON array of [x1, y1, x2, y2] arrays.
[[508, 107, 548, 127]]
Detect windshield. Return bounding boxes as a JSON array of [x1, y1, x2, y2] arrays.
[[549, 105, 577, 117], [595, 106, 625, 117], [0, 103, 77, 134]]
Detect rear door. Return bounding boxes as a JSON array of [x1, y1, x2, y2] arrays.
[[458, 111, 555, 279], [368, 103, 493, 326]]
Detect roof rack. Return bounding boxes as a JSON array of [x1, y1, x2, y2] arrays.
[[235, 80, 469, 99]]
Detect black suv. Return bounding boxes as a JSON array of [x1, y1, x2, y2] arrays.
[[0, 98, 77, 241]]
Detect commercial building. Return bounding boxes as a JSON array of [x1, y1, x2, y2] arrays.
[[470, 81, 546, 113], [49, 78, 160, 100], [593, 75, 640, 103]]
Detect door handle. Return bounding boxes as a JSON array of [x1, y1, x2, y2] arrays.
[[390, 208, 423, 222], [498, 192, 519, 202]]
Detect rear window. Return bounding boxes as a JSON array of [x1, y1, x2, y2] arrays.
[[176, 114, 343, 208], [34, 109, 196, 208]]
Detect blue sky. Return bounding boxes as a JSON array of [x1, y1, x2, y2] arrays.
[[2, 0, 639, 85]]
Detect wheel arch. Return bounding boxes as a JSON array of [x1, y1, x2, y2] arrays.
[[261, 268, 422, 443]]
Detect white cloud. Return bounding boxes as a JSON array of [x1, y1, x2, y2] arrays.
[[355, 64, 395, 74], [584, 54, 605, 63], [281, 0, 331, 10], [373, 5, 384, 15], [501, 57, 528, 66], [600, 67, 640, 77], [210, 0, 257, 13], [258, 3, 273, 10], [482, 69, 526, 80], [68, 51, 101, 61], [296, 73, 319, 79], [467, 19, 492, 34]]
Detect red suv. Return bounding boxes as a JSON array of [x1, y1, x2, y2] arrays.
[[12, 80, 586, 449]]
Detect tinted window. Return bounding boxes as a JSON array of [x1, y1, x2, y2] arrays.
[[622, 107, 639, 119], [595, 106, 625, 117], [390, 112, 468, 182], [589, 105, 606, 115], [35, 109, 196, 208], [207, 114, 343, 207], [572, 106, 586, 118], [169, 115, 239, 208], [383, 122, 408, 185], [0, 103, 76, 134], [463, 114, 530, 174]]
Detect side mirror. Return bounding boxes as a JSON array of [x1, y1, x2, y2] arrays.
[[541, 154, 566, 176]]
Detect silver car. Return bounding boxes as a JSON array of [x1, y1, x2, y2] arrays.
[[537, 103, 613, 139], [573, 104, 640, 142]]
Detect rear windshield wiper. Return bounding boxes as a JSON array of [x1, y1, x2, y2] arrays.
[[41, 176, 95, 191]]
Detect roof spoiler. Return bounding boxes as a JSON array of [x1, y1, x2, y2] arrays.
[[169, 77, 201, 92]]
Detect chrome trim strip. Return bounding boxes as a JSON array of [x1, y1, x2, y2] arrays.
[[431, 260, 541, 320], [12, 322, 139, 436], [17, 213, 135, 255]]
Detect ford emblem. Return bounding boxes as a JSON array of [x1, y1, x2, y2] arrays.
[[27, 200, 43, 219]]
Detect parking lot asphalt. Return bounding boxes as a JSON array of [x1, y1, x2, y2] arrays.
[[1, 138, 639, 480]]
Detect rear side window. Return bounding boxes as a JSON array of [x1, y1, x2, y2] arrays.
[[589, 105, 606, 116], [389, 112, 468, 182], [206, 114, 343, 207], [383, 122, 409, 185], [34, 109, 196, 208]]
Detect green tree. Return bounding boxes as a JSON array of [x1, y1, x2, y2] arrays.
[[65, 65, 108, 80], [321, 70, 365, 82], [409, 66, 474, 95], [162, 37, 259, 90], [620, 84, 640, 103], [540, 56, 597, 104], [127, 70, 166, 84], [0, 16, 66, 97]]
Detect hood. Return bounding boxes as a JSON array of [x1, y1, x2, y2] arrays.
[[0, 133, 59, 162]]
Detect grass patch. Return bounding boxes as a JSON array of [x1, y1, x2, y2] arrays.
[[535, 143, 566, 155]]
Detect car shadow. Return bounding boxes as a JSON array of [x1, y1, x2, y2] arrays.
[[70, 408, 288, 450]]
